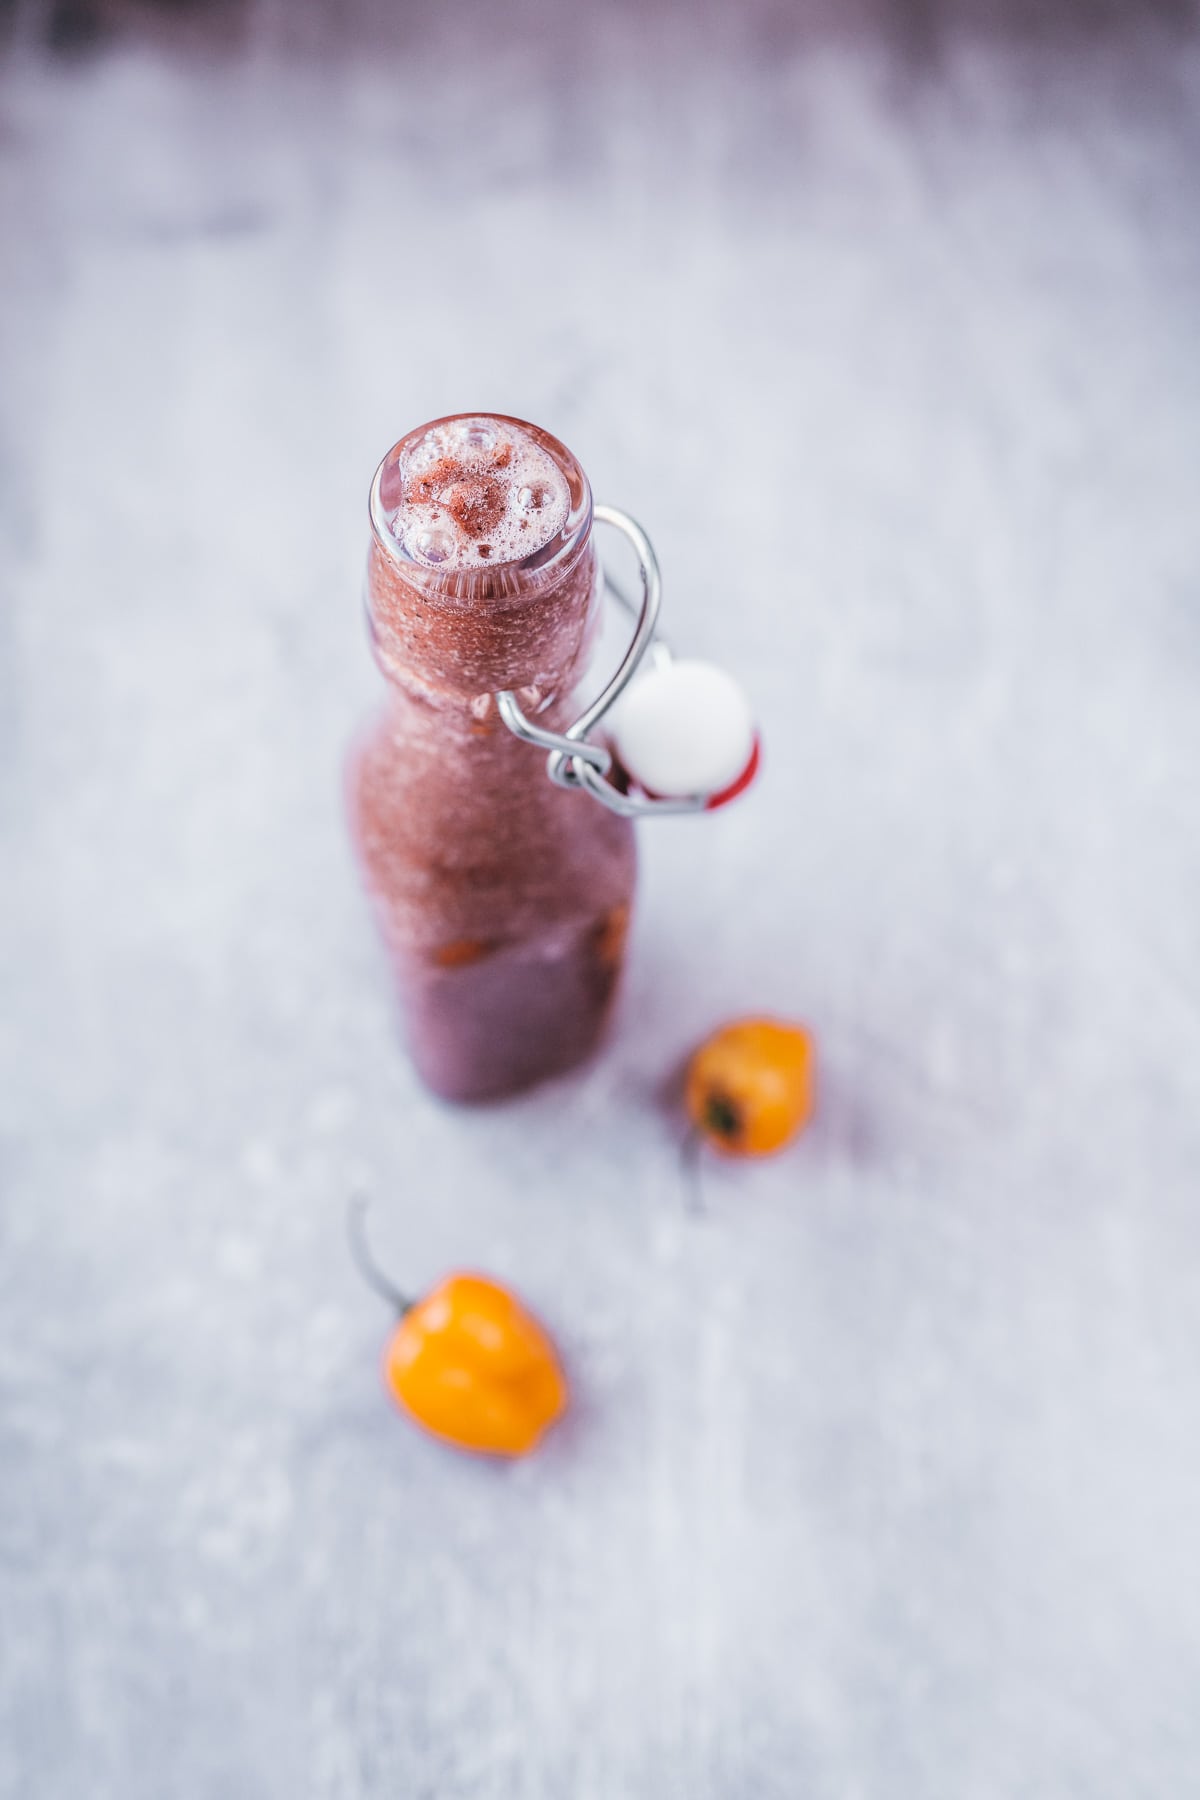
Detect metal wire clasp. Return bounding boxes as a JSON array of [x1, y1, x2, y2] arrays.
[[495, 505, 708, 818]]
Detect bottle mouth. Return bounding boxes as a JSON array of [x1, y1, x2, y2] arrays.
[[369, 413, 593, 600]]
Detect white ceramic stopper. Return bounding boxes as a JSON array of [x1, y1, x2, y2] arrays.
[[609, 659, 756, 800]]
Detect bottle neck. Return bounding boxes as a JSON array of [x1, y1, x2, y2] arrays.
[[364, 535, 603, 718]]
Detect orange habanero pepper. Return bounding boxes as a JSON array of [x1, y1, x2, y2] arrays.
[[686, 1016, 816, 1156], [348, 1200, 567, 1457]]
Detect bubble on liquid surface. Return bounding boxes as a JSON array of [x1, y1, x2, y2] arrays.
[[515, 482, 550, 514], [414, 526, 455, 565], [411, 424, 453, 464], [462, 421, 496, 452]]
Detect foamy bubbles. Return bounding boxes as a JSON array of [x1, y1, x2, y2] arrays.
[[413, 526, 455, 565], [460, 420, 498, 453], [516, 482, 552, 514], [387, 416, 571, 572]]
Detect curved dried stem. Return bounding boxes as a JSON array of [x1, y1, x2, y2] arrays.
[[346, 1194, 413, 1317]]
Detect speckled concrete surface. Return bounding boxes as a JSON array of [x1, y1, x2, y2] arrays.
[[2, 3, 1200, 1795]]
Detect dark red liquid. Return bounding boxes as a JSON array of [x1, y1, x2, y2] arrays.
[[349, 701, 634, 1101], [350, 413, 636, 1102]]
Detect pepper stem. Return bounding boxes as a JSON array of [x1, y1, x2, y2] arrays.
[[682, 1125, 707, 1219], [704, 1092, 742, 1142], [346, 1195, 414, 1317]]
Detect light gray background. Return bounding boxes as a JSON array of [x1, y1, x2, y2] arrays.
[[2, 2, 1199, 1794]]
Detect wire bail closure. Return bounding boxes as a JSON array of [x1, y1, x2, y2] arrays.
[[495, 505, 710, 819]]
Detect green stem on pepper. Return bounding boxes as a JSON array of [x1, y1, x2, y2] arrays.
[[347, 1194, 414, 1318]]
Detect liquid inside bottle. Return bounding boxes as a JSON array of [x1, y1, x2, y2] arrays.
[[348, 414, 636, 1102]]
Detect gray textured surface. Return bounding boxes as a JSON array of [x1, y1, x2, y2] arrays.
[[3, 4, 1200, 1795]]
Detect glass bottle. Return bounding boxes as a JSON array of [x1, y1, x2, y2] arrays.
[[348, 413, 636, 1102]]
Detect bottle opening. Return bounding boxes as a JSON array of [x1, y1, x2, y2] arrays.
[[370, 414, 592, 592]]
